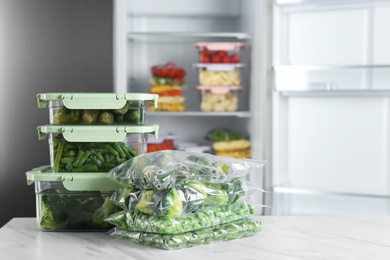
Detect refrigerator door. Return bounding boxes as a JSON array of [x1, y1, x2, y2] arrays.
[[272, 0, 390, 215]]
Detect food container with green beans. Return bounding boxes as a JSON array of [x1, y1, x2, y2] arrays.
[[37, 124, 159, 172], [36, 93, 159, 125], [25, 165, 124, 231]]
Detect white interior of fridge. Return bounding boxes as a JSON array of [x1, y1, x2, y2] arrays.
[[272, 0, 390, 215], [113, 0, 270, 212]]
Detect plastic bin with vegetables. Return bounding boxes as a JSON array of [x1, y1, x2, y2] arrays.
[[37, 124, 158, 172], [206, 128, 251, 159], [37, 93, 158, 125]]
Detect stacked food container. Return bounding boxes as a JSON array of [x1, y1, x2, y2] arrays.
[[194, 42, 246, 112], [25, 93, 159, 231], [147, 62, 186, 112]]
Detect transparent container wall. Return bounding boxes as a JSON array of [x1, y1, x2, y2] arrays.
[[35, 181, 116, 231], [147, 98, 185, 112], [197, 89, 241, 112], [48, 100, 148, 125], [198, 68, 241, 86], [48, 133, 147, 172], [272, 191, 390, 216], [274, 68, 390, 92], [127, 36, 250, 111]]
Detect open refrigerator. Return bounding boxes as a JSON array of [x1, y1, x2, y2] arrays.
[[113, 0, 390, 215]]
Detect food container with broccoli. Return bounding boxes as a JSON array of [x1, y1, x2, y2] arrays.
[[194, 85, 242, 112], [37, 93, 158, 125], [25, 165, 123, 231], [37, 124, 159, 172]]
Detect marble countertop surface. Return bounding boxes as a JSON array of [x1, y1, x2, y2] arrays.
[[1, 217, 390, 260]]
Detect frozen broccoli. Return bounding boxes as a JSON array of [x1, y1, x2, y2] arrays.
[[99, 112, 114, 124], [39, 189, 117, 230], [134, 188, 183, 217], [53, 106, 81, 124], [92, 197, 118, 229], [82, 110, 100, 124]]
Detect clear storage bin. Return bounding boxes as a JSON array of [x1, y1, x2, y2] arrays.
[[37, 124, 159, 172], [26, 166, 123, 231], [194, 42, 246, 64], [195, 86, 243, 112], [37, 93, 158, 125]]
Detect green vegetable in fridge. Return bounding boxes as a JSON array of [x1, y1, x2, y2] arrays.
[[52, 135, 138, 172], [39, 189, 117, 230], [105, 201, 252, 234], [205, 128, 244, 142], [99, 112, 114, 125], [110, 218, 261, 250], [82, 110, 100, 124], [53, 107, 81, 124]]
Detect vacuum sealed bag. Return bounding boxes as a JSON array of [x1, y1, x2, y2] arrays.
[[107, 150, 264, 190], [110, 179, 246, 217], [105, 200, 253, 234], [109, 218, 261, 250]]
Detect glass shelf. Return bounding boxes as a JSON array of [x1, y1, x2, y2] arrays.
[[127, 32, 252, 40], [146, 111, 252, 118]]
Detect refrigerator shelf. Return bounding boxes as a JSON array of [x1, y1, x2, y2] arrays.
[[274, 64, 390, 71], [146, 111, 251, 118], [127, 32, 252, 40]]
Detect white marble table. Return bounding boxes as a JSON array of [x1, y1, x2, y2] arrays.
[[1, 217, 390, 260]]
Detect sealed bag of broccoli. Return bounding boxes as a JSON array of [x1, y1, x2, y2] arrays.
[[107, 150, 265, 190], [105, 199, 254, 234], [110, 178, 248, 217], [109, 218, 261, 250]]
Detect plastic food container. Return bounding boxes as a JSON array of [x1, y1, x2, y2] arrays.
[[194, 42, 246, 64], [25, 165, 123, 231], [195, 86, 242, 112], [37, 93, 159, 125], [147, 96, 185, 112], [147, 133, 176, 152], [37, 124, 159, 172]]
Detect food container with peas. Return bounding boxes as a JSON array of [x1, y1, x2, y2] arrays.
[[37, 93, 158, 125], [37, 124, 159, 172], [25, 165, 124, 231]]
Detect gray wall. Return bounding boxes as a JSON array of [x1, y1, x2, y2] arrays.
[[0, 0, 113, 227]]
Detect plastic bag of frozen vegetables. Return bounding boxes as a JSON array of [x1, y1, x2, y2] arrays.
[[110, 178, 250, 217], [105, 199, 254, 234], [109, 217, 261, 250], [107, 150, 264, 190]]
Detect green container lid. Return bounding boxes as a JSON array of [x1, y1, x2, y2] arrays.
[[37, 124, 159, 142], [37, 93, 159, 109], [26, 165, 122, 191]]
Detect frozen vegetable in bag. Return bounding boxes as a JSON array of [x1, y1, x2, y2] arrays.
[[107, 150, 264, 190], [105, 200, 253, 234], [109, 218, 261, 250], [110, 178, 247, 216]]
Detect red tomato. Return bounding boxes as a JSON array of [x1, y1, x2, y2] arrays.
[[231, 53, 240, 63], [217, 51, 228, 57], [157, 67, 166, 77], [199, 49, 208, 56], [167, 67, 176, 78], [222, 55, 231, 63], [165, 62, 176, 68], [211, 54, 221, 63], [176, 68, 186, 79], [151, 66, 158, 76], [199, 53, 210, 63]]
